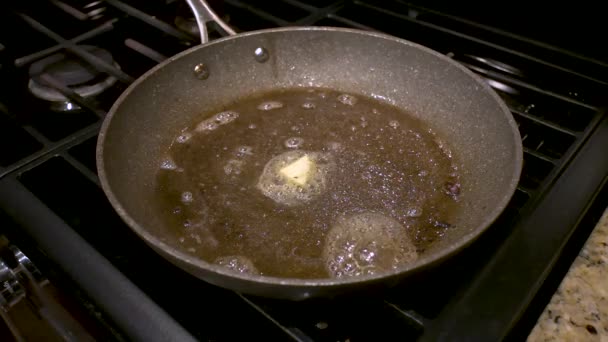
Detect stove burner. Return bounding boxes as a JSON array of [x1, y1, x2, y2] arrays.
[[27, 45, 118, 112]]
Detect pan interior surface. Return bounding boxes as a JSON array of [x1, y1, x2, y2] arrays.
[[97, 28, 522, 291], [154, 87, 462, 280]]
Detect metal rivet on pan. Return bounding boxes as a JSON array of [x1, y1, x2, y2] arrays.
[[193, 63, 209, 79], [254, 47, 269, 63]]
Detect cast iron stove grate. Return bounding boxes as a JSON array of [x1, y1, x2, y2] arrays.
[[0, 1, 606, 341]]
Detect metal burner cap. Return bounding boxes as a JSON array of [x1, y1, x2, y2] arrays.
[[27, 45, 118, 104], [29, 45, 113, 86]]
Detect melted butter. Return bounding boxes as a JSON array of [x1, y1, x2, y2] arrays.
[[154, 88, 462, 279]]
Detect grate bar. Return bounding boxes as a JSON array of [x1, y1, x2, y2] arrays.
[[396, 0, 608, 70], [523, 147, 557, 165], [61, 153, 100, 187], [384, 300, 427, 327], [224, 0, 292, 26], [21, 125, 52, 146], [354, 1, 608, 87], [51, 0, 89, 21], [104, 0, 194, 42], [461, 62, 597, 111], [285, 327, 315, 342], [0, 122, 101, 179], [293, 1, 346, 26], [276, 0, 320, 13], [237, 294, 306, 342], [511, 110, 579, 137], [124, 38, 167, 63], [326, 13, 378, 31], [516, 186, 533, 196], [18, 13, 134, 84], [14, 19, 118, 67]]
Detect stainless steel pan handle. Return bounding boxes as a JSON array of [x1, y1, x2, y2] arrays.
[[185, 0, 237, 44]]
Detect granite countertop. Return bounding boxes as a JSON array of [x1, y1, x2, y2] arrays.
[[527, 208, 608, 341]]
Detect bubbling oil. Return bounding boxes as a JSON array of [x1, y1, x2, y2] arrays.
[[154, 88, 462, 279], [324, 212, 418, 278]]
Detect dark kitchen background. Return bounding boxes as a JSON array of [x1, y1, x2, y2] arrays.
[[0, 0, 606, 341]]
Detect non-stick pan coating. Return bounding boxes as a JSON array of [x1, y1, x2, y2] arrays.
[[97, 27, 522, 299]]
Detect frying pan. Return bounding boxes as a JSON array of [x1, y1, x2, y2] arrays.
[[96, 0, 523, 300]]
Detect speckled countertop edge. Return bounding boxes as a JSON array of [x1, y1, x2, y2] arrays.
[[527, 208, 608, 341]]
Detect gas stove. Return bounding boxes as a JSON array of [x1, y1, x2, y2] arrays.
[[0, 1, 606, 341]]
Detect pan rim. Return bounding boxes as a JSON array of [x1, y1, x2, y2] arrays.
[[97, 26, 523, 288]]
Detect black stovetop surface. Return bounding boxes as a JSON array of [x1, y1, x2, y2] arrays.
[[0, 1, 607, 341]]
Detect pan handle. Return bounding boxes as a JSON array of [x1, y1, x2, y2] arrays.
[[185, 0, 237, 44]]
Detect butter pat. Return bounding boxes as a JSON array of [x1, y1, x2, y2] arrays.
[[280, 155, 314, 185], [257, 150, 334, 206]]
